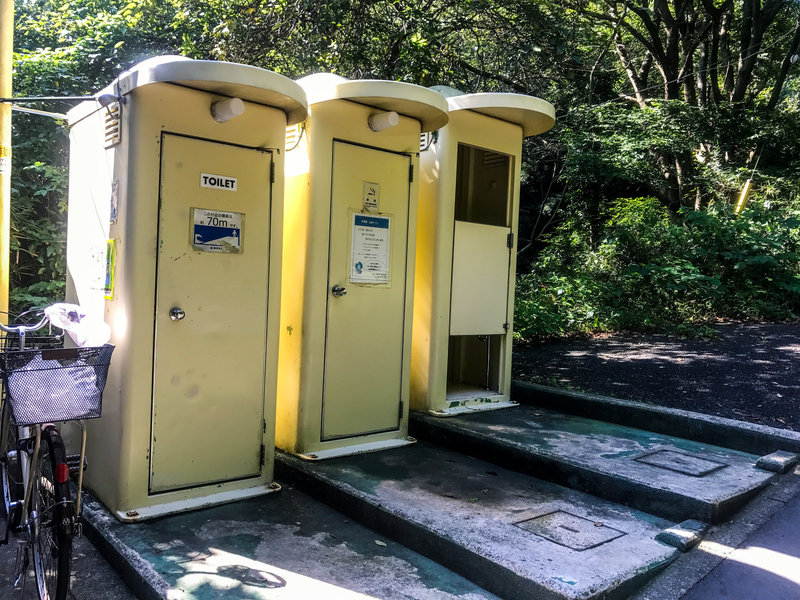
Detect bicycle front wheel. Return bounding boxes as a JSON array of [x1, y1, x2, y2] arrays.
[[1, 401, 24, 530], [32, 425, 73, 600]]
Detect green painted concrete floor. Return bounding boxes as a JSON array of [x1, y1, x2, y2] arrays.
[[410, 405, 778, 522], [82, 483, 503, 600], [275, 442, 679, 600]]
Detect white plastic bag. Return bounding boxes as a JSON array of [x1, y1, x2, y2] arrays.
[[44, 303, 111, 347]]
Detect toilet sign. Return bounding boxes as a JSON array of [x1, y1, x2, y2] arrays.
[[192, 208, 243, 253], [200, 172, 238, 191]]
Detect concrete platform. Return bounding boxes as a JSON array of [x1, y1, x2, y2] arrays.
[[80, 486, 502, 600], [275, 443, 680, 600], [69, 393, 800, 600], [512, 381, 800, 456], [410, 405, 777, 523]]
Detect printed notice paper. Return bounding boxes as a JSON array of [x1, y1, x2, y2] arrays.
[[350, 213, 391, 284]]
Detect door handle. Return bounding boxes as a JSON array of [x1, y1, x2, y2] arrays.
[[331, 285, 347, 297], [169, 307, 186, 321]]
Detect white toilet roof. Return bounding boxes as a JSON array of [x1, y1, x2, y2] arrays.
[[297, 73, 449, 132]]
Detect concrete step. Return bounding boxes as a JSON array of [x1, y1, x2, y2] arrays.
[[410, 405, 777, 523], [512, 381, 800, 456], [275, 442, 681, 600], [81, 487, 502, 600]]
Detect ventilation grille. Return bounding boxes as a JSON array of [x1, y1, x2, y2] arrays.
[[483, 151, 508, 169], [103, 103, 121, 148], [285, 124, 301, 150], [420, 132, 432, 152]]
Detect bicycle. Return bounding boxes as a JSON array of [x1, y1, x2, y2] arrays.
[[0, 305, 113, 600]]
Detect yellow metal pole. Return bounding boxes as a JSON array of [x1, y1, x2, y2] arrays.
[[735, 179, 753, 215], [0, 0, 13, 321]]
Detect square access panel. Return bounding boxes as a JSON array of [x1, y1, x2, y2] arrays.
[[515, 510, 626, 551], [635, 450, 727, 477]]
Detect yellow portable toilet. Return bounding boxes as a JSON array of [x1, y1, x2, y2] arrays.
[[411, 87, 555, 416], [277, 74, 448, 459], [65, 56, 307, 520]]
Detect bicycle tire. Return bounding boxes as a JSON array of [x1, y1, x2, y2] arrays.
[[32, 425, 73, 600], [1, 401, 24, 530]]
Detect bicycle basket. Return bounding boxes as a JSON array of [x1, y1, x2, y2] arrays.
[[0, 344, 114, 425]]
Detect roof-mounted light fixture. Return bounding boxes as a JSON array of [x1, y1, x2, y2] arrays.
[[211, 97, 245, 123], [368, 110, 399, 132]]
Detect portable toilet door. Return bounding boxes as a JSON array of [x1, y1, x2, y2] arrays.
[[65, 56, 307, 521], [411, 88, 555, 416], [277, 74, 449, 459]]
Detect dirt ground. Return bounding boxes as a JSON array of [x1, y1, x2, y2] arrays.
[[512, 322, 800, 432]]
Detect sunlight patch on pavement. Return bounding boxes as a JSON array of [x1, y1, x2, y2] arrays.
[[169, 547, 378, 599], [775, 344, 800, 356], [698, 540, 800, 585]]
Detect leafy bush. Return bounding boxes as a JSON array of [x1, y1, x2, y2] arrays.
[[9, 0, 181, 314], [514, 197, 800, 342], [9, 113, 70, 313]]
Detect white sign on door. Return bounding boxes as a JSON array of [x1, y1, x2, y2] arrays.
[[350, 213, 391, 284], [363, 181, 380, 211], [200, 172, 238, 191]]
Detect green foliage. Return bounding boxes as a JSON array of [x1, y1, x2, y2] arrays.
[[8, 110, 70, 313], [9, 0, 180, 312], [185, 0, 591, 101], [556, 101, 800, 211], [14, 0, 179, 95], [515, 198, 800, 342], [8, 0, 800, 339]]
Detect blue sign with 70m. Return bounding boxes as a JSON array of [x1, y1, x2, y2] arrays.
[[192, 208, 243, 253]]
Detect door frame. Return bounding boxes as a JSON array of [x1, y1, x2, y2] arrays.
[[320, 139, 413, 442], [149, 131, 274, 493]]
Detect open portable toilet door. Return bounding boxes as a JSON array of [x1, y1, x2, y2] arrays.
[[411, 87, 555, 417]]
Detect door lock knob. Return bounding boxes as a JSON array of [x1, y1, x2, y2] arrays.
[[331, 285, 347, 297], [169, 307, 186, 321]]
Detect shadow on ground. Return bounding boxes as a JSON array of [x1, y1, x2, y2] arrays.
[[512, 322, 800, 431]]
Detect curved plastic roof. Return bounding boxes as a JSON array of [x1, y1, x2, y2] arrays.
[[297, 73, 449, 132], [111, 56, 308, 125], [440, 90, 555, 137]]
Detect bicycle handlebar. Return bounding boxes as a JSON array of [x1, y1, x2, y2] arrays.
[[2, 304, 112, 352], [0, 315, 51, 350]]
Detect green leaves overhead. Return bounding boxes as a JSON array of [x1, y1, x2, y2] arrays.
[[8, 0, 800, 334]]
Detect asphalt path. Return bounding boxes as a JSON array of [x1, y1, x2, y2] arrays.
[[0, 530, 135, 599]]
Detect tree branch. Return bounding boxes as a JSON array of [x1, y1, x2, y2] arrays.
[[456, 59, 529, 93]]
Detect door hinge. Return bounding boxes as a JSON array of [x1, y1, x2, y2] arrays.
[[507, 233, 514, 249], [263, 420, 267, 433], [270, 162, 276, 184], [503, 322, 510, 331], [409, 164, 414, 183], [260, 445, 266, 465], [398, 400, 404, 420]]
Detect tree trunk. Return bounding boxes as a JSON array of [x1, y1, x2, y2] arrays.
[[732, 0, 787, 104], [767, 21, 800, 109], [696, 39, 709, 107]]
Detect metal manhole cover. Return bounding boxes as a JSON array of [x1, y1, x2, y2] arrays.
[[635, 449, 727, 477], [515, 510, 626, 551]]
